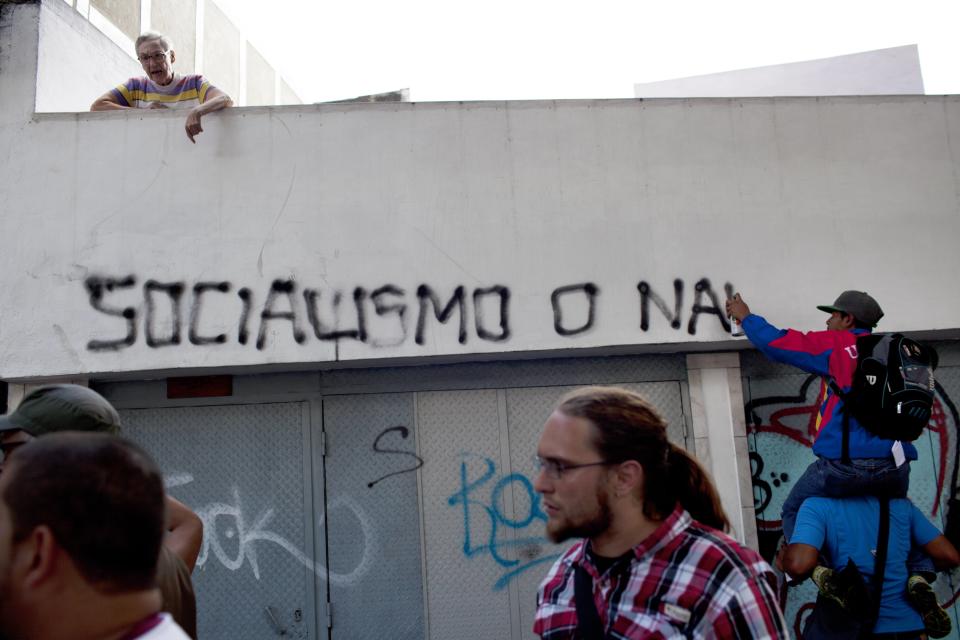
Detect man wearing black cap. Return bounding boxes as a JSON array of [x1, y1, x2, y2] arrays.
[[726, 292, 951, 636], [0, 384, 201, 639]]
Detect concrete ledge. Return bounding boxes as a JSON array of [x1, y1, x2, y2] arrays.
[[687, 352, 740, 370]]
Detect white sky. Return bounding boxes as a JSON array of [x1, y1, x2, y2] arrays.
[[213, 0, 960, 103]]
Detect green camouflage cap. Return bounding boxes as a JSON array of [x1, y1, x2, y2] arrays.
[[816, 290, 884, 328], [0, 384, 121, 436]]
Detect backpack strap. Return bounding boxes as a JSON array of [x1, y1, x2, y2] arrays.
[[574, 563, 606, 639], [828, 379, 853, 465], [868, 498, 891, 633], [943, 386, 960, 545]]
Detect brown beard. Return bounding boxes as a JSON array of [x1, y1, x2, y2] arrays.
[[546, 486, 612, 544]]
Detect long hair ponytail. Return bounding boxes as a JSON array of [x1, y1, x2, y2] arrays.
[[663, 443, 729, 531]]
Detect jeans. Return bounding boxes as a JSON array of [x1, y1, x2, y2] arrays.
[[782, 457, 934, 576]]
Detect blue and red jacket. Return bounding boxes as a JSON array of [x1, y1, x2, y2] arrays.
[[742, 314, 917, 461]]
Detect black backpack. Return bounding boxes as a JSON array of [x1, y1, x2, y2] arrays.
[[830, 333, 938, 448]]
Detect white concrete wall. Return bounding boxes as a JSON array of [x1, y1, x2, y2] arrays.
[[151, 0, 198, 74], [245, 41, 275, 106], [89, 0, 139, 40], [201, 0, 240, 102], [3, 93, 958, 381], [635, 45, 924, 98], [3, 8, 960, 381], [35, 0, 140, 112], [1, 1, 41, 121]]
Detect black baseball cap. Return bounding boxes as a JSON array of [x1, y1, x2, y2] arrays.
[[0, 384, 121, 436], [817, 290, 884, 328]]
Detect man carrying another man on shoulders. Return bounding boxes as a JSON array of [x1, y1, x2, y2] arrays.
[[782, 492, 959, 638], [91, 31, 232, 143], [726, 290, 952, 637]]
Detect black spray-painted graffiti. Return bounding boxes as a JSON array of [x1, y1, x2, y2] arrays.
[[84, 275, 736, 351], [638, 278, 735, 334], [551, 283, 598, 337], [366, 426, 425, 489]]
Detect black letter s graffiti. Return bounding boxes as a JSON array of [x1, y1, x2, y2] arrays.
[[85, 275, 137, 351], [367, 426, 425, 488]]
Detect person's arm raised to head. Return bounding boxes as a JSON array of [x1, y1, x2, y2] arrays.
[[165, 495, 203, 572], [184, 86, 233, 143]]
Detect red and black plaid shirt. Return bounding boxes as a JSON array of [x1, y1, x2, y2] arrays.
[[533, 506, 788, 639]]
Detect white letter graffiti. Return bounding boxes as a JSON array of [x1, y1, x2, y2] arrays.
[[167, 475, 376, 587]]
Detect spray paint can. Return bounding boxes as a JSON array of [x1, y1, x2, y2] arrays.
[[728, 293, 745, 338], [730, 315, 744, 338], [725, 288, 745, 338]]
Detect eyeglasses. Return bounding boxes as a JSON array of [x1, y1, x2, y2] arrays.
[[138, 51, 169, 63], [534, 456, 614, 479]]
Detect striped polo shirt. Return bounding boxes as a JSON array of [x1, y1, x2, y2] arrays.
[[111, 74, 214, 110]]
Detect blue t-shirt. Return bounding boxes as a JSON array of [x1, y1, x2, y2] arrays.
[[793, 496, 940, 633]]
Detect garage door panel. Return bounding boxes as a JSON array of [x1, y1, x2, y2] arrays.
[[122, 403, 317, 640], [322, 393, 425, 640]]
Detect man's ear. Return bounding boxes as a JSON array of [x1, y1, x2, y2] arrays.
[[841, 313, 856, 330], [169, 49, 176, 65], [611, 460, 644, 498], [17, 525, 59, 591]]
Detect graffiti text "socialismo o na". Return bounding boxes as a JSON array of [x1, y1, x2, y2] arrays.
[[83, 275, 737, 352]]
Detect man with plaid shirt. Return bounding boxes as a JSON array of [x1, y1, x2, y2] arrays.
[[533, 386, 788, 638]]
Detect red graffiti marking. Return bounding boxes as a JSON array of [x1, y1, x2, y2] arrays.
[[929, 398, 949, 516]]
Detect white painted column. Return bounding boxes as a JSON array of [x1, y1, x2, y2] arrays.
[[140, 0, 151, 32], [194, 0, 204, 74], [0, 1, 40, 122], [686, 352, 758, 549], [237, 37, 246, 108]]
